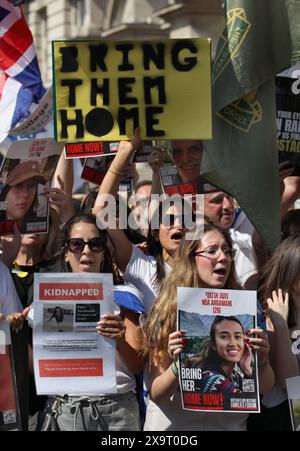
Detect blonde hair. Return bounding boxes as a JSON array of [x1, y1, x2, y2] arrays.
[[142, 223, 237, 365]]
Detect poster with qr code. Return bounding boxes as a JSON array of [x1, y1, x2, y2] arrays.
[[177, 287, 260, 413], [0, 321, 21, 431], [159, 145, 205, 196], [0, 138, 64, 236]]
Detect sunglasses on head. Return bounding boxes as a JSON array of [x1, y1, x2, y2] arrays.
[[66, 237, 105, 254]]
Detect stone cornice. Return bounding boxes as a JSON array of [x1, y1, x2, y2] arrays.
[[153, 0, 223, 19], [101, 22, 168, 38]]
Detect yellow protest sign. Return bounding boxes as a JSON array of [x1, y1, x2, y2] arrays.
[[52, 39, 211, 141]]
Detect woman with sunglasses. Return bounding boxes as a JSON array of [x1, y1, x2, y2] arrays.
[[142, 223, 274, 431], [38, 213, 144, 431], [93, 129, 190, 314]]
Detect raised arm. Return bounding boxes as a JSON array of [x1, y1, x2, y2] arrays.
[[92, 129, 141, 272], [266, 289, 299, 388], [53, 152, 74, 198]]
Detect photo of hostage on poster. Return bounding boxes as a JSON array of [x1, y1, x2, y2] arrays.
[[81, 154, 134, 192], [0, 138, 64, 236], [286, 376, 300, 431], [157, 140, 204, 196], [33, 273, 117, 396], [177, 287, 260, 413], [276, 75, 300, 175], [0, 320, 21, 431]]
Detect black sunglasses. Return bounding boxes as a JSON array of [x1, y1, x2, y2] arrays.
[[66, 237, 105, 254]]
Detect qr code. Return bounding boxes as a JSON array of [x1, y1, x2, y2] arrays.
[[3, 409, 16, 425], [242, 378, 255, 393]]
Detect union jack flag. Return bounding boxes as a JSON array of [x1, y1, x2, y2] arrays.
[[0, 0, 45, 142]]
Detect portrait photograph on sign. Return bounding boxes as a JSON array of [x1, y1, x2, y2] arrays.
[[0, 139, 64, 235], [177, 287, 260, 413]]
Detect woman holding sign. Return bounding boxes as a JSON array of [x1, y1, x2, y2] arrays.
[[38, 213, 144, 431], [142, 223, 274, 431], [92, 129, 189, 315]]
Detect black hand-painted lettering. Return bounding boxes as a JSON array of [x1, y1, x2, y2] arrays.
[[85, 108, 114, 136], [171, 40, 198, 71], [118, 108, 139, 134], [145, 107, 165, 136], [118, 78, 138, 104], [91, 79, 110, 106], [143, 43, 165, 70], [61, 79, 82, 106], [143, 77, 166, 105], [89, 45, 108, 71], [59, 46, 79, 72], [60, 110, 84, 138], [116, 44, 134, 71]]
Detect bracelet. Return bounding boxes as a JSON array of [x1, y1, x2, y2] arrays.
[[170, 361, 179, 378], [109, 166, 123, 177]]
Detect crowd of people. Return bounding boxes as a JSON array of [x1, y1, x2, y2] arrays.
[[1, 131, 300, 431]]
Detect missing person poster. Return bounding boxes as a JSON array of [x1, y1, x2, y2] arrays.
[[0, 138, 64, 236], [81, 156, 133, 192], [52, 38, 212, 142], [276, 76, 300, 175], [0, 320, 21, 431], [177, 287, 259, 413], [33, 273, 117, 395], [159, 145, 204, 196], [286, 376, 300, 431]]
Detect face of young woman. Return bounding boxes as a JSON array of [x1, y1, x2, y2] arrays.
[[212, 319, 245, 364], [5, 179, 37, 220], [194, 230, 232, 288], [65, 222, 104, 273], [21, 233, 48, 247], [158, 205, 185, 256]]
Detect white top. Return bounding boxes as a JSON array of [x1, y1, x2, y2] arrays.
[[233, 210, 255, 236], [124, 245, 171, 314], [0, 261, 23, 317], [230, 212, 257, 287], [230, 229, 257, 287]]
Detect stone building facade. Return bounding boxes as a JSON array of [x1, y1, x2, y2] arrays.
[[24, 0, 224, 86]]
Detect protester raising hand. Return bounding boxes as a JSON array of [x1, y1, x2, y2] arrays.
[[267, 289, 289, 325], [48, 175, 75, 224]]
